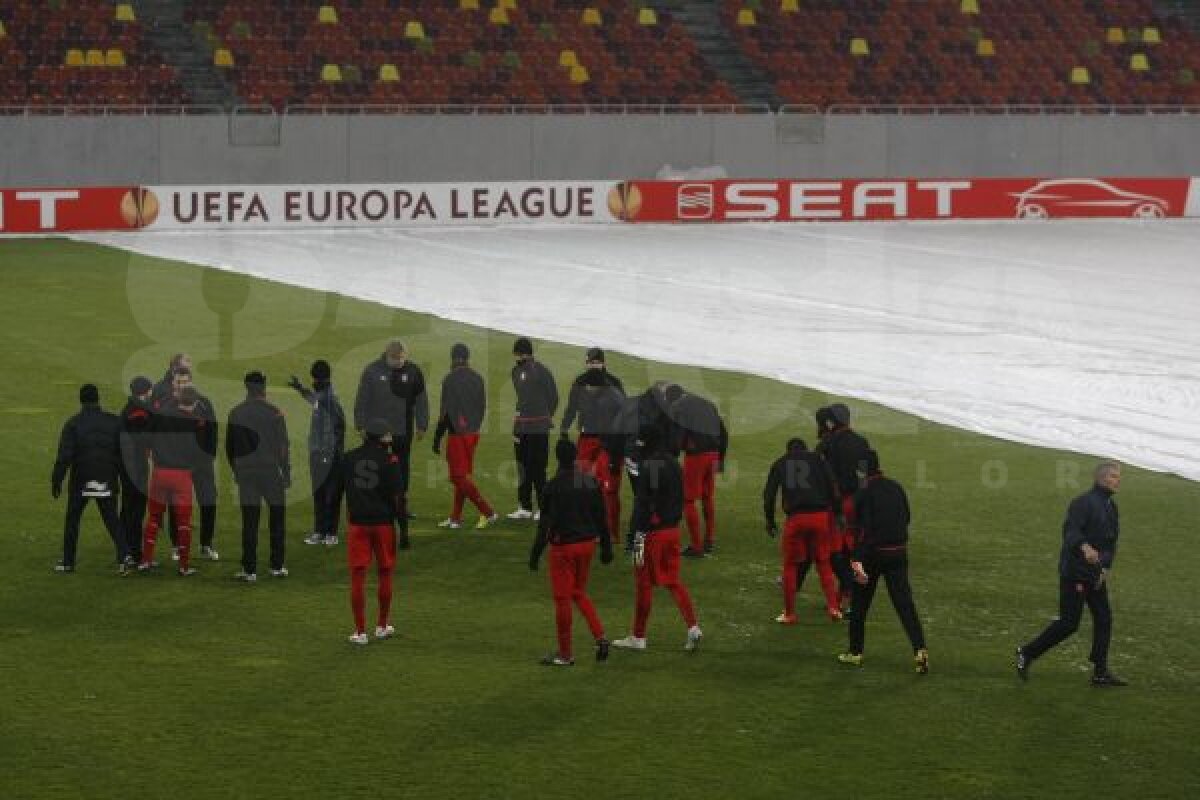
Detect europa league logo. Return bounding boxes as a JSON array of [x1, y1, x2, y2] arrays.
[[120, 187, 159, 228], [607, 181, 643, 222]]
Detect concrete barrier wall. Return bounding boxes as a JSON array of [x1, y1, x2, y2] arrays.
[[2, 112, 1199, 185]]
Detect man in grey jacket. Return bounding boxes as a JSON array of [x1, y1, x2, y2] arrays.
[[290, 360, 346, 545], [354, 341, 428, 504]]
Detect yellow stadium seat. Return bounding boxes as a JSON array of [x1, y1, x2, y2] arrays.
[[569, 64, 589, 84], [1130, 53, 1149, 71], [65, 48, 85, 67], [104, 48, 126, 67], [318, 5, 338, 24], [489, 7, 510, 24], [1070, 66, 1090, 85], [976, 38, 995, 56], [850, 37, 870, 56], [0, 21, 7, 38], [459, 0, 480, 8], [1143, 27, 1161, 44], [638, 8, 657, 26], [404, 20, 425, 39], [214, 47, 234, 67], [961, 0, 979, 14], [85, 49, 106, 67], [499, 0, 517, 9], [379, 64, 400, 82], [115, 3, 136, 22], [558, 49, 578, 68], [1105, 27, 1124, 44], [781, 0, 800, 11], [736, 9, 756, 26], [582, 8, 602, 26], [321, 64, 343, 82]]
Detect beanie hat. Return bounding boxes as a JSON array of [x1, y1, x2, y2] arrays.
[[310, 360, 331, 382], [244, 371, 267, 393], [586, 347, 605, 364], [513, 337, 533, 356], [786, 437, 807, 453], [451, 343, 470, 363], [129, 376, 152, 396], [829, 403, 851, 427], [79, 384, 99, 404]]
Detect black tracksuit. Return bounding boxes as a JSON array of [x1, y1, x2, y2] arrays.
[[52, 404, 129, 567], [295, 381, 346, 537], [670, 393, 728, 460], [1022, 484, 1120, 671], [434, 365, 487, 444], [340, 441, 407, 527], [118, 396, 153, 561], [226, 395, 291, 574], [762, 446, 838, 530], [353, 356, 429, 493], [511, 358, 558, 511], [529, 468, 612, 568], [816, 424, 872, 589], [560, 368, 625, 438], [631, 449, 684, 535], [847, 473, 926, 656]]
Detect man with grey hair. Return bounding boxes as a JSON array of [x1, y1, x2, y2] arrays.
[[354, 340, 429, 506], [1016, 460, 1127, 686]]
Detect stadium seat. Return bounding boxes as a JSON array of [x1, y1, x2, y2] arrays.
[[736, 9, 756, 26], [459, 0, 480, 9], [214, 48, 234, 67], [115, 4, 136, 22], [1070, 66, 1090, 85], [1142, 27, 1161, 45], [321, 64, 342, 82], [379, 63, 399, 82], [86, 49, 106, 67], [1179, 68, 1195, 86], [961, 0, 979, 14], [105, 49, 126, 67], [582, 8, 602, 26], [569, 64, 589, 84], [1131, 53, 1149, 72], [850, 38, 870, 57], [499, 0, 517, 9], [781, 0, 799, 12], [232, 21, 252, 40], [405, 21, 425, 40], [65, 49, 85, 67], [489, 7, 510, 25], [559, 49, 578, 68], [638, 8, 657, 26], [318, 6, 338, 25], [502, 50, 521, 69], [1106, 27, 1125, 44], [977, 38, 995, 57]]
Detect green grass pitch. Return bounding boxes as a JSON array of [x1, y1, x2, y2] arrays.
[[1, 238, 1197, 799]]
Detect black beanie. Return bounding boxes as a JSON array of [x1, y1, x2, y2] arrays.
[[556, 437, 577, 469], [786, 437, 807, 453], [586, 347, 605, 364], [513, 337, 533, 356], [79, 384, 99, 404], [451, 343, 469, 363], [129, 376, 152, 396], [664, 384, 683, 405], [830, 403, 851, 427], [816, 406, 835, 430], [310, 360, 331, 382], [244, 371, 267, 393]]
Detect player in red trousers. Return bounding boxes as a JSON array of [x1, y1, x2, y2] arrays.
[[664, 384, 728, 558], [433, 343, 497, 531], [140, 387, 211, 576], [560, 348, 625, 543], [528, 438, 613, 666], [763, 437, 842, 622], [612, 429, 703, 653], [339, 419, 407, 645]]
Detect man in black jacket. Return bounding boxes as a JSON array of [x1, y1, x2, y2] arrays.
[[51, 384, 130, 574], [1016, 461, 1126, 686], [763, 438, 841, 624], [560, 348, 625, 543], [226, 372, 291, 582], [612, 429, 702, 653], [837, 450, 928, 674], [433, 343, 497, 530], [289, 359, 346, 546], [339, 419, 407, 645], [529, 438, 613, 666], [353, 340, 428, 500], [665, 384, 728, 557], [508, 337, 558, 521], [118, 376, 154, 564], [816, 403, 871, 605]]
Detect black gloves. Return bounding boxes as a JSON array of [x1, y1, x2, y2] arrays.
[[765, 521, 778, 538], [528, 557, 539, 572], [287, 375, 304, 392], [397, 529, 411, 551], [51, 482, 62, 499], [716, 459, 725, 474], [600, 547, 614, 565]]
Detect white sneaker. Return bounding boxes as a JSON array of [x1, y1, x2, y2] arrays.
[[201, 546, 219, 561], [171, 547, 180, 562], [612, 635, 647, 651], [323, 535, 339, 546], [234, 570, 256, 583], [506, 508, 534, 520], [348, 632, 369, 646], [438, 518, 462, 529], [375, 624, 395, 640], [685, 626, 703, 652], [303, 533, 324, 545], [533, 510, 541, 521], [270, 567, 289, 578], [177, 567, 198, 577]]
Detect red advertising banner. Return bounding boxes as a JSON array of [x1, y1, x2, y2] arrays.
[[611, 178, 1194, 223], [0, 187, 150, 234]]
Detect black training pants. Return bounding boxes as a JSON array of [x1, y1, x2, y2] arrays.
[[848, 548, 926, 655], [1022, 577, 1112, 671], [309, 452, 343, 536], [119, 469, 148, 562], [63, 489, 128, 567], [236, 469, 286, 574], [514, 432, 549, 511]]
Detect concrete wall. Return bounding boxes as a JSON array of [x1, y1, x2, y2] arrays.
[[2, 111, 1199, 185]]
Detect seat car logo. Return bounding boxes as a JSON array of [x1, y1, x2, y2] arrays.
[[677, 183, 714, 219], [1010, 179, 1169, 220]]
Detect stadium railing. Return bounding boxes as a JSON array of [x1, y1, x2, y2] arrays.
[[818, 104, 1200, 115], [281, 103, 775, 115]]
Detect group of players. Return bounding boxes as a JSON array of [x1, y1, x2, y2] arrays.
[[52, 336, 929, 670]]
